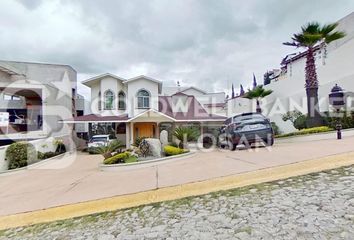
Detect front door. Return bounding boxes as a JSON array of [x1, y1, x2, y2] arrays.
[[134, 123, 156, 139]]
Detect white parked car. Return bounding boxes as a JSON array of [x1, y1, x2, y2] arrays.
[[88, 135, 115, 153]]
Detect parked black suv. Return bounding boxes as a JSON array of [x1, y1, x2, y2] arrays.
[[222, 112, 274, 150]]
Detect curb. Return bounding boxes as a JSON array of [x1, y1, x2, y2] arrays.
[[100, 151, 195, 171], [0, 151, 354, 230], [0, 153, 67, 176]]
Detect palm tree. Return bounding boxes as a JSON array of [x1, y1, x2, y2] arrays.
[[90, 139, 124, 159], [244, 86, 273, 113], [283, 22, 345, 127], [173, 126, 199, 149]]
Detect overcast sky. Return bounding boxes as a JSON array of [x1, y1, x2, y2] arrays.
[[1, 0, 354, 99]]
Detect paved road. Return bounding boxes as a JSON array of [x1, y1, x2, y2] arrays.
[[0, 136, 354, 216], [1, 165, 353, 239]]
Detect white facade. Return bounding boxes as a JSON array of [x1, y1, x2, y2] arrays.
[[83, 74, 162, 117]]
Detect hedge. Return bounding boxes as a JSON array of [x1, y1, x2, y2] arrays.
[[5, 142, 37, 170], [164, 145, 187, 156], [275, 126, 333, 138], [103, 152, 131, 165]]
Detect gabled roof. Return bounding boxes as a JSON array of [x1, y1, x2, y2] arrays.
[[82, 74, 163, 93], [63, 114, 129, 123], [171, 91, 190, 97], [180, 86, 207, 94], [82, 73, 126, 87], [0, 63, 23, 76], [124, 75, 162, 84], [123, 75, 162, 93], [127, 109, 175, 122]]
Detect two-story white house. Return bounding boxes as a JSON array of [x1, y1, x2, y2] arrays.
[[66, 74, 226, 147]]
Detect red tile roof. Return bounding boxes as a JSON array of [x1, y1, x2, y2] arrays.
[[64, 97, 226, 123], [68, 114, 129, 122], [159, 96, 226, 121], [203, 103, 225, 108]]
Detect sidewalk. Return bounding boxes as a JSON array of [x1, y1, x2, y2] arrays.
[[0, 136, 354, 217]]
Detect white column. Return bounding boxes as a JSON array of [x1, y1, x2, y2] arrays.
[[130, 122, 134, 146], [125, 123, 130, 148]]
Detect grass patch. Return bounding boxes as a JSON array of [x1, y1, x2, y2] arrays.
[[275, 126, 333, 138]]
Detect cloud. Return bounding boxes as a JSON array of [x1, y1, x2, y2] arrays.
[[16, 0, 42, 10], [1, 0, 354, 100]]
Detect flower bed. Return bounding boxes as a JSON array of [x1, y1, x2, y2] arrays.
[[100, 151, 194, 171]]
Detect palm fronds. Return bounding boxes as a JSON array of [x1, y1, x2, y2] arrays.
[[283, 21, 346, 48], [244, 86, 273, 99], [173, 127, 199, 148]]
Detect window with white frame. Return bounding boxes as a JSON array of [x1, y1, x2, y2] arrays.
[[104, 90, 115, 110], [3, 94, 21, 100], [137, 89, 150, 108], [118, 91, 126, 110]]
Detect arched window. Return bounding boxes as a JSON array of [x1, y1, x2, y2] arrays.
[[104, 90, 115, 110], [118, 91, 126, 110], [137, 89, 150, 108]]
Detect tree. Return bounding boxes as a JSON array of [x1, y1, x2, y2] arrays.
[[239, 84, 245, 96], [252, 73, 257, 89], [283, 22, 345, 127], [282, 110, 307, 130], [231, 83, 235, 98], [282, 110, 303, 125], [244, 86, 273, 113]]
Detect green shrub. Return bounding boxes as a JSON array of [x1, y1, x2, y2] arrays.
[[37, 151, 45, 160], [5, 142, 37, 170], [322, 111, 354, 129], [293, 115, 307, 130], [276, 126, 333, 138], [271, 122, 281, 135], [43, 151, 57, 159], [164, 145, 187, 156], [37, 151, 59, 160], [124, 156, 138, 164], [103, 152, 131, 165]]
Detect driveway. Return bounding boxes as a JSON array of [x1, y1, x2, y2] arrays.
[[0, 135, 354, 216]]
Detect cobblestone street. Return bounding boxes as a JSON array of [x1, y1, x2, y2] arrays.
[[1, 165, 353, 240]]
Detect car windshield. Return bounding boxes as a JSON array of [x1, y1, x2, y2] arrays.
[[233, 114, 265, 123], [90, 137, 107, 142]]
